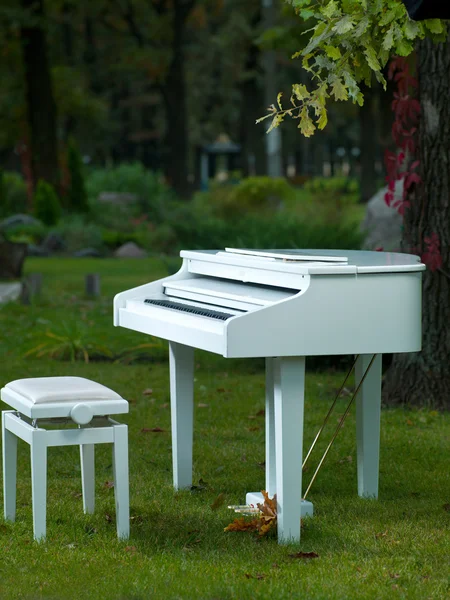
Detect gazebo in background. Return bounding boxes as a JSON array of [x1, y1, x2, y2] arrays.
[[197, 134, 241, 190]]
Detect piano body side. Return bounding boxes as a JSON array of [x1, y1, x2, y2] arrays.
[[224, 271, 423, 358]]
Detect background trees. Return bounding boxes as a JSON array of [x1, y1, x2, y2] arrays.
[[0, 0, 391, 196]]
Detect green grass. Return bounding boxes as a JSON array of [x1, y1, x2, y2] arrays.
[[0, 258, 449, 600]]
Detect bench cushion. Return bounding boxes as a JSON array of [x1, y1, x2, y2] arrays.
[[3, 377, 123, 405]]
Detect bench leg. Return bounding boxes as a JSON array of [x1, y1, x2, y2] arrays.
[[113, 424, 129, 539], [80, 444, 95, 514], [30, 430, 48, 542], [2, 412, 18, 522]]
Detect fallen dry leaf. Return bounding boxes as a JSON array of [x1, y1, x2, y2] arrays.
[[248, 426, 261, 432], [141, 427, 166, 433], [255, 409, 265, 417], [288, 551, 319, 560], [390, 573, 400, 579], [142, 388, 153, 395], [104, 481, 114, 488], [339, 455, 353, 463], [375, 530, 388, 539], [197, 403, 209, 408], [225, 517, 260, 533], [244, 573, 265, 580], [210, 493, 225, 511], [105, 513, 113, 522], [124, 546, 137, 553]]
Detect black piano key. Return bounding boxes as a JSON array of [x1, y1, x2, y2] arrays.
[[144, 298, 235, 321]]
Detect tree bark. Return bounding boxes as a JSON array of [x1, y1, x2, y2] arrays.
[[20, 0, 60, 191], [239, 21, 266, 177], [382, 34, 450, 410], [161, 0, 193, 198]]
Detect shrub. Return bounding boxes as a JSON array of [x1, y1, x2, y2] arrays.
[[4, 222, 48, 245], [193, 176, 294, 219], [67, 139, 89, 213], [86, 162, 174, 222], [0, 171, 28, 217], [34, 180, 62, 226], [55, 215, 104, 253], [303, 176, 359, 208]]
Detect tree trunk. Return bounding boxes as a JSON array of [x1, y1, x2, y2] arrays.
[[162, 0, 191, 198], [239, 23, 266, 176], [20, 0, 59, 192], [382, 34, 450, 410]]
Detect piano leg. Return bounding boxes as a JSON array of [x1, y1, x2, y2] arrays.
[[355, 353, 382, 498], [169, 341, 194, 490], [273, 356, 306, 544]]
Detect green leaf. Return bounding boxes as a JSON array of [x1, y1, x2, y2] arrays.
[[364, 46, 381, 71], [292, 84, 310, 102], [324, 45, 342, 60], [316, 106, 328, 130], [333, 15, 354, 35], [395, 38, 414, 56], [379, 9, 396, 27], [322, 1, 340, 19], [299, 107, 316, 137], [404, 19, 420, 40], [382, 26, 395, 52], [330, 78, 348, 101], [277, 92, 283, 110], [424, 19, 444, 34]]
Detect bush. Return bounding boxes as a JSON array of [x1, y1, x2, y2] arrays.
[[34, 180, 62, 226], [303, 176, 359, 208], [193, 176, 294, 219], [0, 171, 28, 218], [67, 139, 89, 213], [55, 215, 104, 253], [4, 222, 48, 245], [86, 162, 174, 223]]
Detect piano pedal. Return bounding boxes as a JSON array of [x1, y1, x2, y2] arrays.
[[244, 492, 314, 518]]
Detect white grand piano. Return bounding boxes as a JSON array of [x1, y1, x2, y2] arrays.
[[114, 248, 425, 543]]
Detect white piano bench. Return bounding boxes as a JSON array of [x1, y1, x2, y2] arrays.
[[0, 376, 130, 542]]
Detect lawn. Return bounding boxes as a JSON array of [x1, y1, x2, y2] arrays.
[[0, 257, 448, 600]]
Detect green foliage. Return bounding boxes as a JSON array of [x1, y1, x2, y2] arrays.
[[0, 171, 28, 217], [55, 215, 104, 253], [304, 176, 359, 206], [260, 0, 447, 136], [86, 163, 174, 221], [193, 177, 295, 219], [33, 180, 62, 226], [67, 139, 89, 214], [3, 222, 48, 245]]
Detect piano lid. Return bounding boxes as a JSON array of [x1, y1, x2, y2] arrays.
[[180, 249, 426, 274]]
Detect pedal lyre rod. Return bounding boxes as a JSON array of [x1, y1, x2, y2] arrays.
[[302, 354, 359, 470], [303, 354, 377, 500]]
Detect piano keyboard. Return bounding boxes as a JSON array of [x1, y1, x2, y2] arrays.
[[144, 298, 235, 321]]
